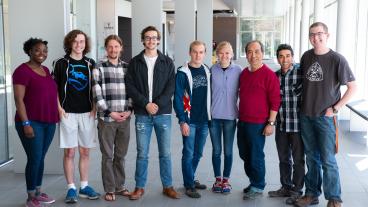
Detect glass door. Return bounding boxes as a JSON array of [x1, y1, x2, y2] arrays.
[[0, 0, 9, 165]]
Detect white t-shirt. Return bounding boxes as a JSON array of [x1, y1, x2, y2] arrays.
[[144, 55, 158, 102]]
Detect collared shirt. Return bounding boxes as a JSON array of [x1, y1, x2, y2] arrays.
[[92, 59, 133, 122], [276, 64, 302, 132]]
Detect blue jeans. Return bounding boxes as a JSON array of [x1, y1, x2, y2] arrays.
[[15, 121, 56, 192], [237, 121, 266, 190], [209, 119, 236, 178], [300, 114, 342, 202], [134, 115, 172, 188], [182, 122, 208, 188]]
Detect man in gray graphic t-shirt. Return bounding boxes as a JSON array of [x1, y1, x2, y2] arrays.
[[294, 22, 356, 207]]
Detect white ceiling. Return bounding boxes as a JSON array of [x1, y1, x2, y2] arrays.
[[163, 0, 289, 17]]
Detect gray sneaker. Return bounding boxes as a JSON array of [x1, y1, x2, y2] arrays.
[[185, 188, 201, 198], [243, 189, 263, 200]]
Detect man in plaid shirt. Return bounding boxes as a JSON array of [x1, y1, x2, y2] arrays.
[[268, 44, 305, 205], [92, 35, 132, 201]]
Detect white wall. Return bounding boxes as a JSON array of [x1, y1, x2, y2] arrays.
[[9, 0, 68, 174], [96, 0, 132, 60]]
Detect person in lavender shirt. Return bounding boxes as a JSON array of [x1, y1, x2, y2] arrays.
[[209, 41, 241, 194], [13, 38, 59, 207]]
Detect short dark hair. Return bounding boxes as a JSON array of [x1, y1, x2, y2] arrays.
[[104, 34, 123, 48], [140, 26, 161, 41], [309, 22, 329, 33], [276, 44, 294, 57], [245, 40, 264, 54], [63, 29, 91, 55], [23, 38, 48, 56]]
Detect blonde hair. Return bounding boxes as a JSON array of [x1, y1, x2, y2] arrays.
[[216, 41, 233, 55], [189, 40, 206, 53]]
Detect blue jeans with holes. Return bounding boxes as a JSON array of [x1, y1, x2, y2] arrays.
[[15, 121, 56, 192], [134, 115, 172, 188], [237, 121, 266, 190], [300, 114, 342, 202], [182, 122, 208, 189], [209, 119, 236, 178]]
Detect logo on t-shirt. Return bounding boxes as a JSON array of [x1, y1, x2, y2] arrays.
[[192, 75, 207, 89], [306, 62, 323, 81], [68, 64, 88, 91]]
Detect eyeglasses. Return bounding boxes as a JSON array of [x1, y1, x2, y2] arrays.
[[144, 36, 158, 41], [309, 32, 326, 38]]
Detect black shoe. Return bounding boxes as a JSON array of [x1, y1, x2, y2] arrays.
[[194, 180, 207, 190], [243, 185, 251, 193], [185, 188, 201, 198]]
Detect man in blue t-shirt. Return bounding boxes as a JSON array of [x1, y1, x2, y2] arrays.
[[174, 40, 211, 198]]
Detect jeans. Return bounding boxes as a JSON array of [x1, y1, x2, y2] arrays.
[[300, 114, 341, 202], [275, 128, 305, 192], [209, 119, 236, 178], [15, 121, 56, 192], [237, 121, 266, 190], [134, 115, 172, 188], [182, 122, 208, 188]]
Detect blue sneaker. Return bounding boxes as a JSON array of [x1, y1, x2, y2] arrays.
[[79, 186, 100, 200], [65, 188, 78, 203]]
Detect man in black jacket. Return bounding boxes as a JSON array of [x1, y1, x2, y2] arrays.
[[125, 26, 179, 200]]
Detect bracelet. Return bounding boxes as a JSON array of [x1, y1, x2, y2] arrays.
[[22, 120, 31, 126]]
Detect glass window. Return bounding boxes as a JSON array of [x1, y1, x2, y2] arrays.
[[240, 17, 283, 58]]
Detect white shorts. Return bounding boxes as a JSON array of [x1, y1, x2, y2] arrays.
[[59, 112, 97, 148]]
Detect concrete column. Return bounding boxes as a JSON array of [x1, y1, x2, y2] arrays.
[[336, 0, 358, 120], [197, 0, 213, 66], [131, 0, 163, 56], [174, 0, 196, 67], [285, 10, 290, 43], [300, 0, 310, 55], [336, 0, 357, 68], [314, 0, 324, 22], [76, 0, 97, 60], [293, 0, 301, 60], [288, 0, 295, 46], [9, 0, 67, 174]]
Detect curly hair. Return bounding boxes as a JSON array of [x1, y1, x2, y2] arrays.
[[140, 26, 161, 41], [63, 29, 91, 55], [23, 38, 48, 56]]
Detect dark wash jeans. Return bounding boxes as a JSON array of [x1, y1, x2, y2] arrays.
[[275, 128, 305, 192], [15, 121, 56, 192], [182, 122, 208, 189], [237, 121, 266, 190], [209, 119, 236, 178]]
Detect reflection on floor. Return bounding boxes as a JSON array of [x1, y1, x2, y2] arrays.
[[0, 118, 368, 207]]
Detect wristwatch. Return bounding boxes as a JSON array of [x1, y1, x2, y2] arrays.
[[267, 120, 275, 126], [332, 106, 338, 114]]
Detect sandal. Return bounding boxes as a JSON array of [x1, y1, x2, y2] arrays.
[[115, 189, 130, 197], [104, 192, 116, 201]]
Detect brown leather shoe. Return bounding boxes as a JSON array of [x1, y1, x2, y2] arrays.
[[129, 188, 144, 200], [294, 195, 319, 207], [163, 187, 180, 199], [327, 200, 342, 207]]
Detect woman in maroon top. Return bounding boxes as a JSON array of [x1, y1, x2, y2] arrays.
[[13, 38, 59, 207]]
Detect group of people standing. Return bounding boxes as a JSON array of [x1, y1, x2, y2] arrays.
[[13, 21, 355, 207]]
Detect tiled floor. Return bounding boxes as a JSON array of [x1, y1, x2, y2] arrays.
[[1, 118, 368, 207]]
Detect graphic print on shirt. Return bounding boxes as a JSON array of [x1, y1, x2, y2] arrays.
[[192, 74, 207, 89], [306, 62, 323, 81], [68, 64, 88, 91]]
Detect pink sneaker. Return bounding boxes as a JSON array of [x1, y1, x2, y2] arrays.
[[36, 193, 55, 204], [25, 198, 43, 207]]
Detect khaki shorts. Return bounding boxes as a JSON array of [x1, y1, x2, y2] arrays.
[[59, 112, 97, 148]]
